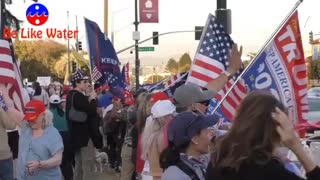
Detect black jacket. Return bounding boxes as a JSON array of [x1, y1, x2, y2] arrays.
[[206, 159, 320, 180], [66, 90, 102, 151]]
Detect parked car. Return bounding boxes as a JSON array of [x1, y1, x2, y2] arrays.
[[303, 96, 320, 138], [307, 96, 320, 123], [308, 87, 320, 97]]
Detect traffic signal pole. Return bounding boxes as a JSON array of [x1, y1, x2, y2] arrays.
[[67, 11, 71, 80], [134, 0, 140, 89], [216, 0, 231, 34], [116, 30, 203, 54]]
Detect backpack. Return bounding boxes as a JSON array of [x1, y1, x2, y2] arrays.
[[175, 160, 201, 180]]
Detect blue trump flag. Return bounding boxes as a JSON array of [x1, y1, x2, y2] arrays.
[[207, 11, 308, 126], [85, 18, 125, 99]]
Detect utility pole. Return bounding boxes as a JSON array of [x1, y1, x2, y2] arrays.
[[134, 0, 140, 89], [67, 11, 71, 81], [111, 14, 114, 44], [104, 0, 109, 36], [76, 15, 79, 51]]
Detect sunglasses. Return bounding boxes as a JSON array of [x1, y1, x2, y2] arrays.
[[199, 100, 210, 106]]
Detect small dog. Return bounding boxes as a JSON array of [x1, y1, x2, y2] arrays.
[[93, 151, 108, 173]]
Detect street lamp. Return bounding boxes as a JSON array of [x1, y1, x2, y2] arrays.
[[111, 7, 130, 45]]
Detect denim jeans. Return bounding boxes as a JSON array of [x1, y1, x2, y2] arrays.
[[0, 158, 14, 180]]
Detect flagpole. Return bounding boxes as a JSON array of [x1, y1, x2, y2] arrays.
[[67, 11, 71, 84], [211, 0, 304, 114]]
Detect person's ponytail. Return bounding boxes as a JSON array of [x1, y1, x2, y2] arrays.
[[160, 142, 180, 170], [160, 141, 189, 170]]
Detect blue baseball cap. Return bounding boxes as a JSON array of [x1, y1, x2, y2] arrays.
[[168, 112, 219, 147]]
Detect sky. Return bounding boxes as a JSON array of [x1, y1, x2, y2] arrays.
[[6, 0, 320, 66]]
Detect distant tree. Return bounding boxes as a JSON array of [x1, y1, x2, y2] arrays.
[[243, 60, 250, 68], [146, 75, 164, 84], [20, 61, 51, 81], [166, 58, 178, 73], [14, 40, 67, 80], [310, 59, 320, 80], [54, 54, 68, 79], [179, 53, 192, 67], [179, 64, 191, 73], [178, 53, 192, 73]]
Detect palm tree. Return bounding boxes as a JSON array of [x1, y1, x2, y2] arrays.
[[1, 0, 38, 37]]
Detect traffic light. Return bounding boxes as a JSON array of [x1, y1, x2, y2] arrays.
[[72, 61, 77, 73], [78, 41, 82, 51], [309, 31, 313, 44], [195, 26, 204, 40], [153, 32, 159, 45]]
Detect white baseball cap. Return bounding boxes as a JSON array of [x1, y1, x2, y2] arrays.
[[49, 95, 61, 104], [151, 100, 176, 118], [102, 104, 114, 118]]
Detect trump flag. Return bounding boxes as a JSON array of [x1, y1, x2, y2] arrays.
[[207, 11, 308, 126], [85, 18, 125, 99]]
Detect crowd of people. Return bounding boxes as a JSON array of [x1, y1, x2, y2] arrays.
[[0, 44, 320, 180]]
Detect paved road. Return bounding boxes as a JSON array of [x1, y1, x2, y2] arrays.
[[86, 167, 120, 180]]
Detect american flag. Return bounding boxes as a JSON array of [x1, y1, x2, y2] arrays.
[[164, 72, 188, 89], [91, 66, 102, 82], [0, 39, 25, 113], [187, 14, 247, 120], [146, 72, 188, 97]]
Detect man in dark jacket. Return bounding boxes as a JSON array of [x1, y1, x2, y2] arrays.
[[65, 70, 102, 180]]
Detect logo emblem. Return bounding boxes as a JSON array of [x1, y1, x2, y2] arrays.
[[26, 3, 49, 26]]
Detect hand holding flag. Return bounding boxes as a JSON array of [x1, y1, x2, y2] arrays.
[[187, 14, 247, 120]]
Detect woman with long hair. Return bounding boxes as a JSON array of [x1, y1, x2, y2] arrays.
[[134, 93, 153, 176], [18, 100, 64, 180], [206, 91, 320, 180], [137, 93, 153, 134], [160, 112, 218, 180], [1, 85, 63, 180], [141, 100, 176, 180]]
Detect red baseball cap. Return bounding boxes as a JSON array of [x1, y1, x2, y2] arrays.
[[150, 92, 170, 103], [124, 90, 135, 105], [103, 85, 110, 91], [24, 100, 46, 122], [113, 96, 121, 101]]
